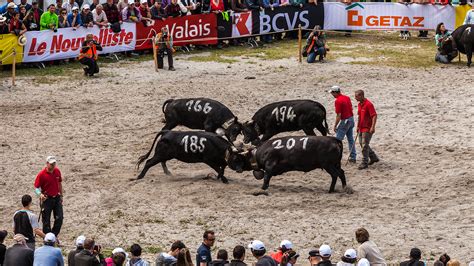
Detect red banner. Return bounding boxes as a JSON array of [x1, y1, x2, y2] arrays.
[[135, 14, 218, 50]]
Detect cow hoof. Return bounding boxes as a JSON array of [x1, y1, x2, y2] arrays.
[[344, 185, 354, 194], [252, 190, 269, 196], [253, 170, 264, 180], [221, 177, 229, 184]]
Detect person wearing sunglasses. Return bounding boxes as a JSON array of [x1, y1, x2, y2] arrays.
[[197, 230, 216, 266]]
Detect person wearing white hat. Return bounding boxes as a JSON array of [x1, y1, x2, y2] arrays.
[[0, 15, 9, 34], [3, 234, 34, 266], [0, 0, 15, 14], [270, 240, 293, 263], [68, 235, 86, 266], [336, 249, 357, 266], [33, 232, 64, 266], [248, 240, 277, 266], [318, 245, 333, 266], [34, 155, 64, 239], [75, 238, 106, 265], [357, 258, 370, 266], [62, 0, 78, 13], [3, 2, 18, 22], [104, 247, 128, 265], [81, 4, 94, 27]]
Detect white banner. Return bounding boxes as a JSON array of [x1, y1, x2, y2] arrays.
[[323, 2, 455, 31], [23, 22, 136, 63]]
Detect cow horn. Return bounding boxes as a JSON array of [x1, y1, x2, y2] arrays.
[[231, 146, 238, 153], [215, 128, 225, 137]]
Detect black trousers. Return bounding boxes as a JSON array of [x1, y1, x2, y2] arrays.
[[80, 57, 99, 75], [42, 196, 63, 236], [158, 49, 173, 69]]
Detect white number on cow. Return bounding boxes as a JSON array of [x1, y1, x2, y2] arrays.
[[271, 106, 296, 123], [272, 137, 309, 150], [186, 100, 213, 114], [181, 135, 207, 153]]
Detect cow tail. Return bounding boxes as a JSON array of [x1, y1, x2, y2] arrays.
[[161, 99, 173, 123], [336, 138, 343, 168], [137, 131, 165, 170], [320, 104, 329, 135]]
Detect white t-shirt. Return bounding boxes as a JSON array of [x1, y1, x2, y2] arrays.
[[92, 8, 108, 23]]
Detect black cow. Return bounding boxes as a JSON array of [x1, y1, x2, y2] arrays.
[[161, 98, 242, 141], [450, 24, 474, 67], [134, 130, 240, 183], [226, 136, 346, 193], [242, 100, 328, 145]]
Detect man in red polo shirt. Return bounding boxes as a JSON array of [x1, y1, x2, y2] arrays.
[[355, 90, 379, 170], [329, 85, 356, 163], [34, 156, 63, 239]]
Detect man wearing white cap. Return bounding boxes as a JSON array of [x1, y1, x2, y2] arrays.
[[317, 245, 332, 266], [248, 240, 277, 266], [68, 235, 86, 266], [62, 0, 79, 13], [329, 85, 356, 163], [34, 156, 64, 239], [336, 249, 357, 266], [81, 4, 94, 27], [4, 234, 34, 265], [270, 240, 293, 263], [33, 233, 64, 265], [0, 15, 9, 34]]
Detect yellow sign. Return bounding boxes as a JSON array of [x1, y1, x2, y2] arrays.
[[0, 34, 23, 65]]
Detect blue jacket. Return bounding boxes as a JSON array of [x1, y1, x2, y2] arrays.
[[67, 12, 82, 27], [33, 245, 64, 266]]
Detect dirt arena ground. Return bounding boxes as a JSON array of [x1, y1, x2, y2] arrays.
[[1, 41, 473, 264]]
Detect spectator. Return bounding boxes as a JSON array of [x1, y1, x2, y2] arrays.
[[55, 0, 63, 14], [271, 240, 293, 263], [357, 258, 370, 266], [29, 1, 42, 30], [103, 0, 121, 24], [126, 244, 150, 266], [150, 0, 167, 20], [92, 4, 108, 27], [13, 195, 45, 250], [19, 5, 28, 20], [355, 228, 385, 265], [248, 240, 277, 266], [0, 230, 7, 266], [68, 235, 86, 266], [122, 1, 142, 22], [0, 15, 9, 34], [433, 261, 444, 266], [4, 3, 17, 22], [447, 260, 460, 266], [210, 0, 224, 12], [469, 262, 474, 266], [62, 0, 79, 14], [90, 0, 100, 11], [105, 248, 128, 266], [79, 33, 103, 76], [438, 254, 450, 266], [289, 0, 304, 9], [464, 4, 474, 24], [34, 156, 63, 237], [33, 233, 64, 266], [305, 25, 327, 63], [317, 245, 332, 266], [246, 0, 260, 10], [3, 234, 34, 266], [210, 249, 230, 266], [180, 0, 198, 15], [156, 240, 186, 266], [58, 8, 70, 27], [355, 90, 379, 170], [230, 0, 247, 12], [0, 0, 14, 14], [329, 85, 356, 163], [400, 248, 423, 266], [435, 22, 457, 63], [74, 238, 106, 266], [308, 250, 321, 266], [40, 4, 58, 30], [19, 0, 32, 11], [165, 0, 181, 17], [81, 4, 94, 27], [118, 0, 130, 13], [280, 250, 299, 266], [68, 6, 82, 29], [230, 245, 246, 266], [9, 11, 28, 35], [177, 248, 193, 266], [336, 249, 357, 266], [197, 230, 216, 266], [138, 0, 154, 25]]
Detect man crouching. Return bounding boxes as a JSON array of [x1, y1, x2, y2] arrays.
[[157, 27, 175, 71], [79, 33, 103, 77]]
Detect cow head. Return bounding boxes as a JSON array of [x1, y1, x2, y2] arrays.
[[242, 121, 259, 144], [225, 120, 242, 142], [225, 143, 256, 173]]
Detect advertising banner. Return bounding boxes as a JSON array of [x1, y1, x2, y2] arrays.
[[0, 34, 24, 65], [22, 22, 136, 62], [323, 2, 456, 31], [135, 13, 218, 50]]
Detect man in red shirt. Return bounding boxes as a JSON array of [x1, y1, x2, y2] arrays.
[[34, 156, 64, 238], [355, 90, 379, 169], [329, 86, 356, 163]]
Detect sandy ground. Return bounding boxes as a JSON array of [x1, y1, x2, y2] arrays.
[[0, 53, 473, 264]]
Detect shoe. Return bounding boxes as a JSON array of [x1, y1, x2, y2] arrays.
[[358, 163, 368, 170], [169, 67, 175, 71], [348, 158, 356, 163], [368, 157, 379, 165]]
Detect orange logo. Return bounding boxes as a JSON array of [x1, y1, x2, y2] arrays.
[[346, 4, 425, 28]]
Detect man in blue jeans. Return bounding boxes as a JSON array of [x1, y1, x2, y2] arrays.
[[329, 86, 356, 162], [306, 26, 327, 63]]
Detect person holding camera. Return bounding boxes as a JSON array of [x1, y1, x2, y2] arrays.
[[156, 27, 175, 71], [75, 238, 105, 266], [304, 25, 329, 63], [40, 4, 58, 30], [79, 33, 103, 77]]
